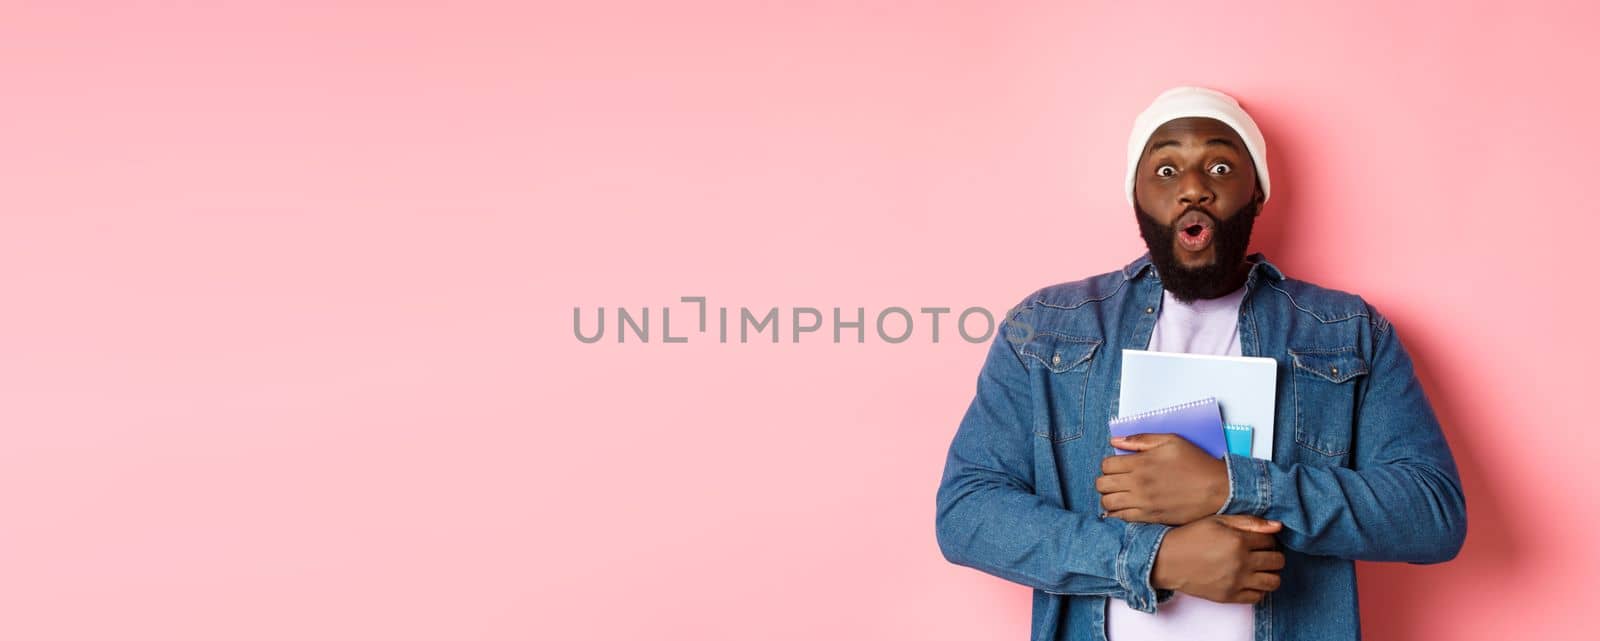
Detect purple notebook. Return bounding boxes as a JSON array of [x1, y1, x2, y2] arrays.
[[1107, 396, 1227, 458]]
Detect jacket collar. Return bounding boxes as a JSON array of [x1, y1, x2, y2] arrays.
[[1121, 250, 1285, 286]]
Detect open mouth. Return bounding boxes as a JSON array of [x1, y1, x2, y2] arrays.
[[1175, 210, 1215, 252]]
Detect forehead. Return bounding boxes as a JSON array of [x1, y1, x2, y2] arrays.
[[1143, 117, 1246, 154]]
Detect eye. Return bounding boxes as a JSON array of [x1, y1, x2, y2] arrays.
[[1210, 162, 1232, 175], [1155, 165, 1177, 178]]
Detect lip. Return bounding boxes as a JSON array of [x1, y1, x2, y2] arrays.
[[1174, 209, 1215, 253]]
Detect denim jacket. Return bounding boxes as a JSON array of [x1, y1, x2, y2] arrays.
[[934, 251, 1466, 641]]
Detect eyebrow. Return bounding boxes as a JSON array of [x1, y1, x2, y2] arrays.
[[1148, 137, 1240, 152]]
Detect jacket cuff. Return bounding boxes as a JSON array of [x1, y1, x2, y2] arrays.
[[1116, 521, 1171, 613], [1219, 452, 1272, 516]]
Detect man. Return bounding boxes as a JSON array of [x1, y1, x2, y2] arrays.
[[933, 86, 1466, 641]]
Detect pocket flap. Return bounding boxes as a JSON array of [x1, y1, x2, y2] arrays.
[[1288, 347, 1368, 383], [1019, 332, 1101, 373]]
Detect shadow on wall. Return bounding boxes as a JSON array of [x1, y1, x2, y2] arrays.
[[1353, 318, 1517, 640], [1248, 100, 1516, 641]]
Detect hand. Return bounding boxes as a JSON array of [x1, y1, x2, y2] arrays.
[[1097, 433, 1229, 525], [1152, 514, 1285, 604]]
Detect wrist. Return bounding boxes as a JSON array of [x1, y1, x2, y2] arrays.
[[1218, 452, 1272, 516], [1119, 521, 1173, 614], [1150, 532, 1181, 591], [1204, 457, 1229, 515]]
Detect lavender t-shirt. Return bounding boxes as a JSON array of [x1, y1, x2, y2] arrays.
[[1106, 283, 1253, 641]]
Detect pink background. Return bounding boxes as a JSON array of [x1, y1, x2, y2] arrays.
[[2, 1, 1595, 639]]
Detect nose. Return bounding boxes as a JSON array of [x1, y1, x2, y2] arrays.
[[1177, 171, 1214, 208]]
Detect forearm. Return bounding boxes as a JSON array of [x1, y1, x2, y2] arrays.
[[1221, 452, 1466, 562], [936, 467, 1170, 611]]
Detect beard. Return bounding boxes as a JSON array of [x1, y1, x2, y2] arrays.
[[1134, 198, 1260, 304]]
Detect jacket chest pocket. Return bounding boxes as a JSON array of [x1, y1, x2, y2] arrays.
[[1287, 346, 1368, 461], [1020, 332, 1102, 444]]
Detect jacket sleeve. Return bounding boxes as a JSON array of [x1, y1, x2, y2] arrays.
[[935, 300, 1171, 613], [1218, 304, 1467, 562]]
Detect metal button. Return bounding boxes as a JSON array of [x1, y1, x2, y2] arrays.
[[1331, 366, 1339, 375], [1052, 354, 1062, 365], [1145, 306, 1154, 314]]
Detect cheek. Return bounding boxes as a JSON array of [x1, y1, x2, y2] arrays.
[[1134, 183, 1169, 213], [1222, 173, 1257, 202]]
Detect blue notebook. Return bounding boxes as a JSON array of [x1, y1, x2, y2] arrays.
[[1107, 396, 1228, 458], [1223, 423, 1255, 457]]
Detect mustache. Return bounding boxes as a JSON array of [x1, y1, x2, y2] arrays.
[[1177, 206, 1216, 227]]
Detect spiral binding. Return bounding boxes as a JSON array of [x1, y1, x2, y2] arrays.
[[1107, 396, 1215, 427]]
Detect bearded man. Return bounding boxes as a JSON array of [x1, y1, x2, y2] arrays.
[[934, 86, 1466, 641]]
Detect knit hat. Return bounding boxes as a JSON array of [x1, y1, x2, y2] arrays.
[[1125, 86, 1270, 206]]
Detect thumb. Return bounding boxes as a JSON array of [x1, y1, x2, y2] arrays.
[[1109, 432, 1177, 451], [1213, 514, 1283, 534]]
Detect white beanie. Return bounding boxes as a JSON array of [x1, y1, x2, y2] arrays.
[[1125, 86, 1269, 206]]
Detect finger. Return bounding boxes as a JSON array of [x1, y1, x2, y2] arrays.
[[1095, 474, 1130, 495], [1245, 571, 1282, 592], [1213, 514, 1283, 534], [1232, 589, 1265, 605], [1250, 551, 1286, 572], [1100, 491, 1136, 512], [1100, 455, 1134, 475], [1109, 433, 1176, 452], [1106, 508, 1151, 523]]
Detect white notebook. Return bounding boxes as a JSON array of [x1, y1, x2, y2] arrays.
[[1116, 349, 1278, 459]]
